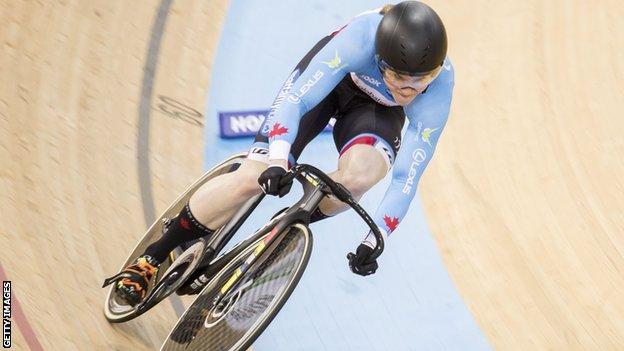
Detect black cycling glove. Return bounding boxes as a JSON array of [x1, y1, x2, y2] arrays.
[[347, 243, 378, 276], [258, 165, 293, 197]]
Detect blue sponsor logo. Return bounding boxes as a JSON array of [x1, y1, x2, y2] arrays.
[[219, 110, 332, 138], [219, 111, 267, 138]]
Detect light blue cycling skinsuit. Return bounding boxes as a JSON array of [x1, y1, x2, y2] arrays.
[[260, 8, 454, 243]]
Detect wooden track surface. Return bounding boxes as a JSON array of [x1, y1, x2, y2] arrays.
[[0, 0, 227, 349], [0, 0, 622, 350], [426, 1, 624, 350]]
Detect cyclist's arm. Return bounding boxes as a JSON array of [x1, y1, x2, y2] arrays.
[[266, 20, 371, 164], [364, 64, 455, 247]]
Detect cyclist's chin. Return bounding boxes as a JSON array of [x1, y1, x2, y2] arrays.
[[390, 92, 417, 106]]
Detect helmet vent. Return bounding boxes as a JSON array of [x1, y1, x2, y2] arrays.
[[419, 44, 430, 64], [400, 43, 407, 64]]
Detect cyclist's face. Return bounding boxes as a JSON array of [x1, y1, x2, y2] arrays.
[[381, 66, 441, 106]]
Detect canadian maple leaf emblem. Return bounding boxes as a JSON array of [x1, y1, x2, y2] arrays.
[[383, 215, 400, 233], [180, 217, 190, 230], [268, 123, 289, 138]]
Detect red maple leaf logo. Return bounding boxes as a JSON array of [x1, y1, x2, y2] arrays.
[[180, 217, 190, 230], [268, 123, 289, 138], [383, 215, 400, 233]]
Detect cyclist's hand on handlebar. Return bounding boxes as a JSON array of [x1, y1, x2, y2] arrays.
[[347, 243, 378, 276], [258, 165, 293, 197]]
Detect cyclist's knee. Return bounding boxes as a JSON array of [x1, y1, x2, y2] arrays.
[[341, 171, 379, 195], [338, 146, 387, 195], [339, 165, 384, 195]]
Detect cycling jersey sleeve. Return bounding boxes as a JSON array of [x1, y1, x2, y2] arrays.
[[265, 20, 372, 162], [364, 64, 455, 248]]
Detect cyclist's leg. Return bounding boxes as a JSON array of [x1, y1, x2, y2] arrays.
[[316, 100, 405, 217], [116, 33, 340, 302]]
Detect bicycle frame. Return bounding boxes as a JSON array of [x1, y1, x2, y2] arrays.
[[192, 170, 326, 286], [191, 163, 384, 300]]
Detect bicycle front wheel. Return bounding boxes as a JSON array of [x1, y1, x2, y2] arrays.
[[161, 223, 313, 351]]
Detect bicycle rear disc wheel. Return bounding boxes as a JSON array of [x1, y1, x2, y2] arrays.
[[161, 223, 312, 351]]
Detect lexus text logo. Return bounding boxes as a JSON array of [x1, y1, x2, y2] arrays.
[[288, 70, 324, 104], [402, 149, 427, 195]]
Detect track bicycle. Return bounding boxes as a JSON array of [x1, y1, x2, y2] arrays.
[[103, 153, 384, 350]]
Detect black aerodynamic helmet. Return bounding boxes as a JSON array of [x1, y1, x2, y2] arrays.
[[375, 1, 448, 76]]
